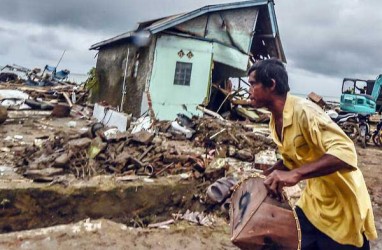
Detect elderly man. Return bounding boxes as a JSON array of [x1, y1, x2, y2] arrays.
[[248, 59, 377, 249]]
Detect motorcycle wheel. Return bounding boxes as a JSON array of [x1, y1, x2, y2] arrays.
[[372, 130, 382, 147], [372, 133, 380, 146], [359, 126, 367, 148], [342, 122, 359, 141], [361, 134, 366, 148]]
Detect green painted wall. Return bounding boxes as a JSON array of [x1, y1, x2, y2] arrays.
[[212, 42, 249, 71], [149, 35, 213, 120]]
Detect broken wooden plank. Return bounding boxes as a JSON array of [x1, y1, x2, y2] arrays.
[[62, 92, 73, 107], [7, 110, 52, 119], [196, 105, 224, 120]]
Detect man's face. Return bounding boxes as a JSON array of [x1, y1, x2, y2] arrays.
[[248, 70, 271, 108]]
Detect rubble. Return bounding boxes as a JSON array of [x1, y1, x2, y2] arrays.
[[206, 177, 237, 204], [178, 210, 216, 227], [147, 219, 174, 229], [0, 68, 281, 238], [0, 64, 89, 120], [92, 103, 132, 132], [8, 115, 276, 182], [254, 149, 278, 170]]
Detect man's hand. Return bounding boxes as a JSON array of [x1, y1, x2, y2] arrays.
[[263, 154, 355, 201], [263, 160, 288, 176], [263, 169, 301, 201]]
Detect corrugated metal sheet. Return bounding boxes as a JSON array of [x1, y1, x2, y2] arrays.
[[212, 43, 248, 71], [146, 0, 268, 34], [89, 0, 277, 54]]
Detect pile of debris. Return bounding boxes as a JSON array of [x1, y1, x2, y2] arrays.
[[0, 64, 277, 184], [0, 79, 89, 125], [0, 64, 74, 86], [0, 63, 88, 121], [1, 85, 88, 113], [206, 80, 272, 123], [12, 115, 276, 182]]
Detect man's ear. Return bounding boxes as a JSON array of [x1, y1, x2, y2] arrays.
[[269, 79, 276, 92]]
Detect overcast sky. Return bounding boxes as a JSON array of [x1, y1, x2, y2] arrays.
[[1, 0, 382, 97]]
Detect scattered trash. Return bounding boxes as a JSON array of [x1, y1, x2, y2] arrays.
[[206, 176, 237, 203], [93, 103, 132, 132], [67, 121, 77, 128], [147, 219, 174, 229], [115, 175, 140, 182], [179, 173, 191, 179], [13, 135, 23, 140], [179, 210, 215, 227], [131, 116, 152, 133], [143, 178, 154, 183], [103, 128, 120, 141], [254, 149, 277, 170], [170, 121, 194, 139]]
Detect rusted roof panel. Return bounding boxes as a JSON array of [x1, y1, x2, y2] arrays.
[[90, 0, 286, 62]]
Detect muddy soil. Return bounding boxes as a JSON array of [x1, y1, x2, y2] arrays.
[[0, 218, 237, 250], [357, 144, 382, 250], [0, 116, 380, 249], [0, 143, 379, 250]]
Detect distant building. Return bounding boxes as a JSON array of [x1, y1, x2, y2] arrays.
[[89, 0, 286, 120]]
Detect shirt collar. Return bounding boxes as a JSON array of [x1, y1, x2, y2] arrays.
[[269, 93, 294, 145], [283, 93, 295, 128]]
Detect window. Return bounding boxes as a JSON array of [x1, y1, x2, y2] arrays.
[[357, 98, 364, 105], [174, 62, 192, 86]]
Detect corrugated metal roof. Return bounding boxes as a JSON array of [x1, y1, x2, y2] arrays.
[[137, 13, 184, 31], [90, 31, 134, 50], [145, 0, 269, 34], [89, 0, 271, 50]]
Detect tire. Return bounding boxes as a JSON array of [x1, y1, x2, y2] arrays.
[[372, 133, 380, 146], [360, 126, 367, 148], [342, 122, 359, 141], [361, 134, 366, 148], [372, 130, 382, 147]]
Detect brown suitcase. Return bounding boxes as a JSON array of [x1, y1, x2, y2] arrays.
[[230, 174, 301, 250]]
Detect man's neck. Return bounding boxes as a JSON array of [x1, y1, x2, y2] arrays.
[[268, 94, 287, 120]]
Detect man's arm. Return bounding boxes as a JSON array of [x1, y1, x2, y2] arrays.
[[263, 159, 289, 176], [264, 154, 353, 199]]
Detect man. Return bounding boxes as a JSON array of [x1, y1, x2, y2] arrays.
[[248, 59, 377, 249]]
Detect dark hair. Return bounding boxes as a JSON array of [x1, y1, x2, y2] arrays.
[[248, 58, 289, 95]]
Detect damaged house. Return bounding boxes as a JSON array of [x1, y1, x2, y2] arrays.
[[89, 0, 285, 120]]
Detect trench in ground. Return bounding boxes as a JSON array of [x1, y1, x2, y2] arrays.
[[0, 176, 203, 233]]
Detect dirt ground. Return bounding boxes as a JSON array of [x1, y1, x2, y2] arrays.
[[0, 116, 381, 249], [356, 144, 382, 250], [0, 219, 238, 250], [0, 144, 379, 250]]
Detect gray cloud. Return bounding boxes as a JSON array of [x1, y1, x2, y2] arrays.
[[0, 28, 13, 55], [0, 19, 101, 72], [275, 0, 382, 79], [0, 0, 234, 33], [0, 0, 381, 96], [26, 29, 75, 52]]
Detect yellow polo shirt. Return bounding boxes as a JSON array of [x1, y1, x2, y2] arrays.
[[269, 94, 377, 247]]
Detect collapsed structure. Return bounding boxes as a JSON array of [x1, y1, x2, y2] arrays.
[[0, 0, 292, 240], [90, 0, 285, 120]]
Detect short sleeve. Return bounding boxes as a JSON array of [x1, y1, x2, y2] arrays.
[[299, 106, 358, 170]]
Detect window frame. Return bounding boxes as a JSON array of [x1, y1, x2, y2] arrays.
[[173, 61, 192, 86]]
